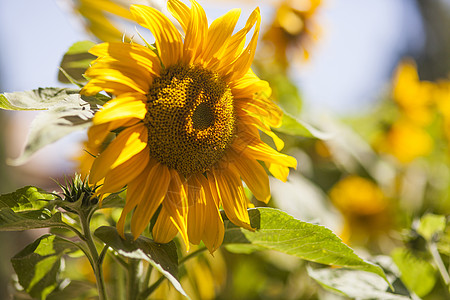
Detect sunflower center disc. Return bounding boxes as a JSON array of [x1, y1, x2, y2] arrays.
[[145, 64, 235, 176]]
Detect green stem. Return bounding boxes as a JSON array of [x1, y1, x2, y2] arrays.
[[127, 259, 141, 300], [429, 242, 450, 287], [139, 276, 165, 300], [80, 210, 108, 300], [178, 247, 207, 265]]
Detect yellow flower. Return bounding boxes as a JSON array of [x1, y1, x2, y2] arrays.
[[261, 0, 322, 67], [392, 59, 435, 126], [81, 0, 297, 253], [374, 119, 433, 164]]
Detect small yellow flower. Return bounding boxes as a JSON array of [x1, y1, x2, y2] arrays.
[[82, 0, 296, 253], [261, 0, 322, 67], [392, 59, 435, 126], [374, 119, 433, 164]]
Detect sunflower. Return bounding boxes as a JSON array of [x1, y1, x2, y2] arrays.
[[81, 0, 297, 253]]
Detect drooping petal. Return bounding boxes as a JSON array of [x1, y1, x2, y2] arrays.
[[87, 118, 138, 149], [116, 162, 153, 237], [89, 124, 148, 184], [131, 5, 183, 67], [160, 170, 189, 249], [212, 167, 252, 231], [267, 162, 291, 182], [197, 174, 224, 253], [96, 147, 150, 194], [228, 150, 271, 203], [232, 133, 297, 170], [186, 174, 207, 245], [130, 162, 171, 239], [152, 205, 179, 243]]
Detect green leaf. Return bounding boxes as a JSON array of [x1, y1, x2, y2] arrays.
[[94, 226, 188, 298], [391, 248, 436, 297], [0, 88, 80, 111], [5, 89, 104, 165], [58, 41, 96, 84], [11, 234, 78, 299], [417, 214, 446, 241], [47, 280, 97, 300], [0, 186, 57, 212], [276, 112, 331, 139], [0, 208, 66, 231], [307, 267, 411, 300], [223, 208, 388, 283]]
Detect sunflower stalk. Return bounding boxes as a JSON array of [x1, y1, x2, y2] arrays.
[[79, 208, 109, 300]]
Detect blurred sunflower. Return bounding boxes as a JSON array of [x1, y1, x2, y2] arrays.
[[261, 0, 322, 68], [74, 0, 135, 42], [374, 119, 433, 164], [81, 0, 297, 253], [329, 176, 391, 246], [392, 59, 435, 126]]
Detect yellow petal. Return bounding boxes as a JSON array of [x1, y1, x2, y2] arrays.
[[84, 66, 150, 95], [212, 168, 252, 231], [168, 0, 190, 33], [89, 124, 148, 184], [117, 162, 153, 237], [93, 93, 147, 125], [233, 134, 297, 170], [183, 0, 207, 64], [89, 42, 161, 77], [152, 206, 179, 244], [131, 5, 183, 67], [201, 8, 241, 67], [197, 174, 224, 253], [267, 162, 291, 182], [218, 8, 259, 74], [161, 170, 190, 249], [186, 174, 207, 245], [229, 150, 271, 203], [97, 147, 150, 194], [226, 8, 261, 81], [131, 162, 171, 239]]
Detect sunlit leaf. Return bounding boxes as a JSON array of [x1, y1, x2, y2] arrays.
[[276, 112, 331, 139], [223, 208, 388, 283], [307, 267, 411, 300], [58, 41, 96, 84], [417, 214, 446, 241], [0, 186, 57, 212], [0, 208, 66, 231], [11, 234, 78, 299], [391, 248, 436, 297], [3, 88, 105, 165], [94, 226, 188, 298]]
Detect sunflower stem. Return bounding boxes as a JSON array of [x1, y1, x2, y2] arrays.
[[80, 209, 108, 300], [178, 246, 207, 265]]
